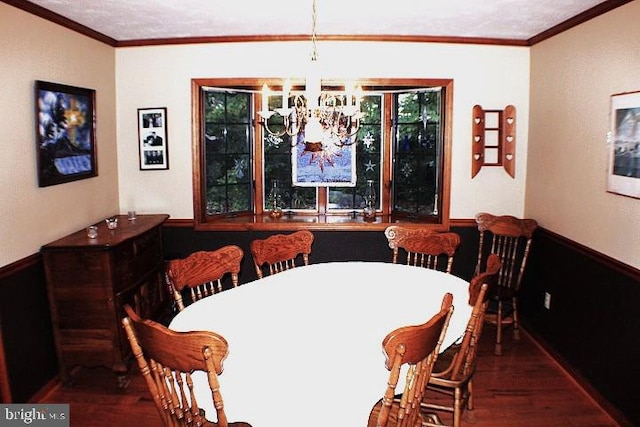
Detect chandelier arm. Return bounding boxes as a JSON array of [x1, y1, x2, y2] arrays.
[[332, 116, 361, 147], [261, 119, 287, 138]]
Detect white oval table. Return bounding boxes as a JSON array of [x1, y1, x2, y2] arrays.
[[169, 261, 472, 427]]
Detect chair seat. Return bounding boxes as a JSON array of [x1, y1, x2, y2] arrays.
[[432, 343, 459, 371], [368, 399, 443, 427], [204, 423, 252, 427], [491, 288, 518, 301], [484, 312, 515, 325], [485, 298, 515, 325]]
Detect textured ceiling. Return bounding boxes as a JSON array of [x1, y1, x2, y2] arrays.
[[20, 0, 610, 43]]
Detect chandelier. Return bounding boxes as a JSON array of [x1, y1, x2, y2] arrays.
[[258, 0, 363, 147]]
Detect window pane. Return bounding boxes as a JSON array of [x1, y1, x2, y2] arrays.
[[393, 89, 442, 217], [328, 95, 383, 211], [203, 89, 253, 215]]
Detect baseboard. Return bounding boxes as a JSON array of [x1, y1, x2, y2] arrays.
[[29, 374, 62, 403]]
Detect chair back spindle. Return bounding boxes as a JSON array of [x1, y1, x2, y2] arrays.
[[166, 245, 244, 311], [385, 226, 461, 274], [250, 230, 314, 279]]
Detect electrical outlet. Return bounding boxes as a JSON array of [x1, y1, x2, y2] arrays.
[[544, 292, 551, 310]]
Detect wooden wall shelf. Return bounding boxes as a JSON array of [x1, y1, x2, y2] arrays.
[[472, 104, 516, 178]]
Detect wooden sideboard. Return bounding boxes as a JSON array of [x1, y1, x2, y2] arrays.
[[41, 214, 169, 386]]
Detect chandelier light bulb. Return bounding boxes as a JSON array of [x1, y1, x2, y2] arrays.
[[282, 79, 291, 109], [261, 84, 269, 113], [305, 115, 324, 144], [305, 60, 321, 109]]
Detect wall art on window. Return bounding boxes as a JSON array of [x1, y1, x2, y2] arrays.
[[35, 80, 97, 187], [138, 107, 169, 170], [292, 131, 357, 187], [608, 91, 640, 198]]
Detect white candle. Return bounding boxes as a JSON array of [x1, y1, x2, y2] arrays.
[[261, 84, 269, 112], [355, 85, 363, 110], [345, 82, 354, 107], [282, 80, 291, 109]]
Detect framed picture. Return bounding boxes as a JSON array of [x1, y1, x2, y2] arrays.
[[138, 107, 169, 170], [292, 130, 357, 187], [608, 91, 640, 198], [35, 80, 97, 187]]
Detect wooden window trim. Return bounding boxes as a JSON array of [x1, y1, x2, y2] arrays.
[[192, 78, 453, 232]]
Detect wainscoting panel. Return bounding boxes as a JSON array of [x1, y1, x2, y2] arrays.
[[0, 255, 58, 403], [520, 228, 639, 426], [1, 221, 636, 426]]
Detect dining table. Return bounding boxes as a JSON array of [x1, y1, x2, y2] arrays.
[[169, 261, 472, 427]]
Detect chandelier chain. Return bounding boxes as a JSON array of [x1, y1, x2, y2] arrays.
[[311, 0, 319, 61]]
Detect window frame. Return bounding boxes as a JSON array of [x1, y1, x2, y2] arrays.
[[192, 78, 453, 231]]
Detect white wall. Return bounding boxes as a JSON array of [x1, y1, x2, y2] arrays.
[[116, 41, 530, 220], [0, 4, 534, 269], [528, 0, 640, 269], [0, 3, 118, 267]]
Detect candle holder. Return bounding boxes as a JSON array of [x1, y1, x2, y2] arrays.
[[362, 180, 376, 222], [267, 180, 283, 219]]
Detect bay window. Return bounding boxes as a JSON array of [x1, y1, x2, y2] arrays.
[[192, 78, 452, 231]]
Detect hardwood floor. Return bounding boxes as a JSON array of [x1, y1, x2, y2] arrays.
[[425, 327, 619, 427], [39, 325, 619, 427]]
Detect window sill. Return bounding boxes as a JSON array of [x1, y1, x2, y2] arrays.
[[194, 213, 448, 232]]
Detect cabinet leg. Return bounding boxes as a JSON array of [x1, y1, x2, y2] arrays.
[[59, 367, 76, 388], [113, 362, 130, 390], [116, 373, 130, 390]]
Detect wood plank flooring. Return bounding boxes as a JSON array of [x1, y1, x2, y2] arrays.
[[38, 325, 619, 426], [424, 328, 620, 427]]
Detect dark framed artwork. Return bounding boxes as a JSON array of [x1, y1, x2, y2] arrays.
[[608, 90, 640, 198], [138, 107, 169, 170], [35, 80, 97, 187]]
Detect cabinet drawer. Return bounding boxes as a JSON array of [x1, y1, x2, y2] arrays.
[[112, 228, 162, 292], [44, 251, 109, 287], [50, 286, 113, 330]]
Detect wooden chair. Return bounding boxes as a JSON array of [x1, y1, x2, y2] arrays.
[[421, 254, 502, 427], [121, 304, 252, 427], [385, 226, 461, 273], [250, 230, 314, 279], [474, 212, 538, 355], [368, 293, 454, 427], [166, 245, 244, 311]]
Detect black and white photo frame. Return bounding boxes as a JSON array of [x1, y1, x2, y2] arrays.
[[138, 107, 169, 170]]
